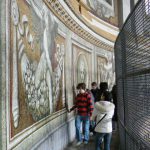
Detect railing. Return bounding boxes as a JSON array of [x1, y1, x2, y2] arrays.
[[115, 0, 150, 150]]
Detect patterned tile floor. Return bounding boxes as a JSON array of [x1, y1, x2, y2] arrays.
[[64, 130, 120, 150]]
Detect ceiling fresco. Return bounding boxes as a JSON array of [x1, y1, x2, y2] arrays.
[[80, 0, 118, 26]]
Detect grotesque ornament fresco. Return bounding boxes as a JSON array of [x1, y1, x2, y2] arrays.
[[11, 0, 20, 129], [77, 55, 88, 84], [97, 54, 115, 90], [97, 56, 107, 84], [53, 43, 65, 111], [10, 0, 65, 136], [73, 45, 91, 88]]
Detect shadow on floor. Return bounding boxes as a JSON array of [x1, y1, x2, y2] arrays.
[[64, 131, 119, 150]]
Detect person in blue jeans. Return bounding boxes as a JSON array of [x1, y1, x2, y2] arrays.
[[92, 82, 115, 150], [92, 100, 115, 150], [69, 83, 94, 146], [75, 115, 90, 144], [95, 133, 112, 150]]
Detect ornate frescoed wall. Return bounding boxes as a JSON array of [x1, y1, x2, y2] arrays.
[[72, 44, 92, 89], [0, 0, 115, 149], [10, 0, 66, 137]]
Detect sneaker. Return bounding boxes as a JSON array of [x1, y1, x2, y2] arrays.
[[84, 141, 88, 145], [76, 141, 82, 146], [90, 132, 93, 136]]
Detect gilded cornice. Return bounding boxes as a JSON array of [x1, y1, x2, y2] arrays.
[[44, 0, 114, 51]]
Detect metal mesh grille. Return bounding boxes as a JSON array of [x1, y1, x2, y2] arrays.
[[118, 122, 126, 150], [115, 0, 150, 149]]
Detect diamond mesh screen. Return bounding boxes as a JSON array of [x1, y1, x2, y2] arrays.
[[115, 0, 150, 149]]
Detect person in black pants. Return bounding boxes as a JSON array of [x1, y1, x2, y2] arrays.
[[111, 85, 118, 131]]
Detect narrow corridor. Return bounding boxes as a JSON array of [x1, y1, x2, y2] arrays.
[[65, 130, 119, 150], [1, 0, 150, 150]]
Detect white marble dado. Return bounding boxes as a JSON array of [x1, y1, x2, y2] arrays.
[[11, 112, 75, 150], [34, 119, 75, 150]]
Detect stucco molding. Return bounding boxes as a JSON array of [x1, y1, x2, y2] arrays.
[[72, 40, 92, 53]]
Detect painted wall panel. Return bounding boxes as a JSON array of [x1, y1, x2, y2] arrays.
[[10, 0, 66, 138]]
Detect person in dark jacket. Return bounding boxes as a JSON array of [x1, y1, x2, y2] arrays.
[[111, 85, 117, 122], [91, 82, 99, 102], [69, 83, 94, 145], [111, 85, 118, 131]]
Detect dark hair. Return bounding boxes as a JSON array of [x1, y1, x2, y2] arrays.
[[99, 82, 108, 91], [103, 91, 112, 102], [91, 82, 97, 86], [76, 83, 81, 89], [76, 83, 86, 90]]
